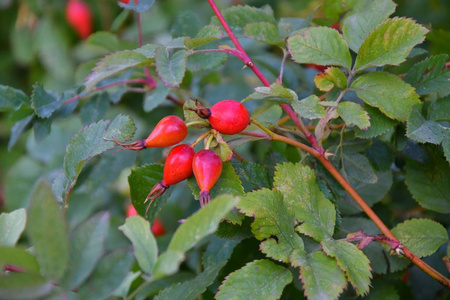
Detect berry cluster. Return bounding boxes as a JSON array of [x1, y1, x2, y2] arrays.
[[109, 99, 250, 212]]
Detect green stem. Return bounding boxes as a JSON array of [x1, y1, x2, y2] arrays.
[[205, 134, 215, 150], [190, 131, 211, 148]]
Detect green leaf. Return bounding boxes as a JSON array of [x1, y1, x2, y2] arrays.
[[274, 163, 336, 241], [0, 272, 51, 300], [391, 219, 449, 257], [405, 153, 450, 213], [231, 160, 271, 190], [238, 188, 306, 263], [187, 162, 245, 206], [184, 25, 224, 49], [77, 248, 134, 300], [216, 260, 292, 300], [343, 153, 378, 184], [0, 209, 26, 247], [155, 49, 188, 88], [244, 22, 282, 45], [202, 236, 239, 269], [210, 5, 276, 33], [292, 95, 326, 119], [168, 194, 240, 253], [8, 114, 34, 151], [0, 85, 29, 111], [210, 131, 233, 162], [314, 67, 347, 91], [118, 0, 155, 13], [406, 104, 447, 144], [338, 102, 370, 130], [322, 239, 372, 296], [119, 215, 158, 274], [143, 82, 170, 112], [153, 250, 185, 278], [134, 44, 163, 58], [129, 164, 173, 223], [355, 105, 398, 139], [63, 114, 136, 181], [80, 93, 110, 125], [342, 0, 396, 52], [354, 17, 428, 71], [294, 251, 347, 300], [61, 212, 110, 290], [351, 72, 421, 121], [87, 31, 136, 52], [428, 96, 450, 122], [154, 262, 226, 300], [443, 134, 450, 164], [0, 247, 40, 274], [404, 54, 450, 96], [85, 50, 151, 91], [287, 27, 352, 69], [27, 180, 69, 281], [187, 51, 227, 72], [244, 83, 297, 104]]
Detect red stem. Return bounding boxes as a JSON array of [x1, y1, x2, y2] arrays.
[[206, 0, 323, 154]]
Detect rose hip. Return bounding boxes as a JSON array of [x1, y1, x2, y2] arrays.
[[192, 149, 223, 207]]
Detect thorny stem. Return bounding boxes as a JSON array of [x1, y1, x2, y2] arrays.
[[250, 115, 450, 287], [206, 0, 323, 155]]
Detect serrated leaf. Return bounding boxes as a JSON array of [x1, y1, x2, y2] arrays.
[[77, 248, 134, 299], [87, 31, 136, 52], [61, 212, 110, 290], [63, 114, 136, 181], [168, 194, 240, 253], [85, 50, 151, 91], [338, 101, 370, 130], [274, 163, 336, 241], [295, 251, 347, 300], [352, 170, 393, 207], [238, 188, 306, 263], [354, 17, 428, 71], [80, 92, 110, 125], [314, 67, 347, 91], [187, 162, 244, 204], [342, 0, 396, 52], [404, 54, 450, 96], [128, 164, 173, 223], [0, 85, 29, 111], [343, 153, 378, 184], [27, 180, 69, 281], [216, 260, 292, 300], [355, 105, 398, 139], [287, 27, 352, 69], [392, 219, 449, 257], [210, 5, 276, 33], [144, 83, 170, 112], [30, 82, 62, 118], [134, 44, 163, 58], [187, 51, 227, 72], [351, 72, 420, 121], [322, 239, 372, 296], [231, 160, 271, 190], [405, 153, 450, 213], [428, 96, 450, 122], [155, 49, 188, 88], [292, 95, 326, 119], [244, 83, 297, 104], [184, 25, 224, 49], [244, 22, 282, 45], [154, 262, 226, 300], [118, 0, 155, 13], [0, 209, 26, 247], [407, 104, 447, 144], [119, 216, 158, 274]]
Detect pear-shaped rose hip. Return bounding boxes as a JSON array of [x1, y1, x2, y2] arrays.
[[144, 144, 195, 211], [107, 115, 188, 151], [66, 0, 92, 39], [192, 149, 223, 207], [190, 100, 250, 135]]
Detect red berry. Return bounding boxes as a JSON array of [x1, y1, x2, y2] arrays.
[[151, 219, 166, 236], [208, 100, 250, 135], [144, 115, 188, 147], [126, 204, 138, 218], [118, 0, 138, 4], [144, 144, 195, 211], [305, 64, 327, 72], [66, 0, 92, 39], [331, 22, 340, 31], [106, 115, 188, 151], [192, 149, 222, 207]]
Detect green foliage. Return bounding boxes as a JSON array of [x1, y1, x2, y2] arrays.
[[1, 0, 449, 298], [216, 260, 292, 300], [287, 27, 352, 69]]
